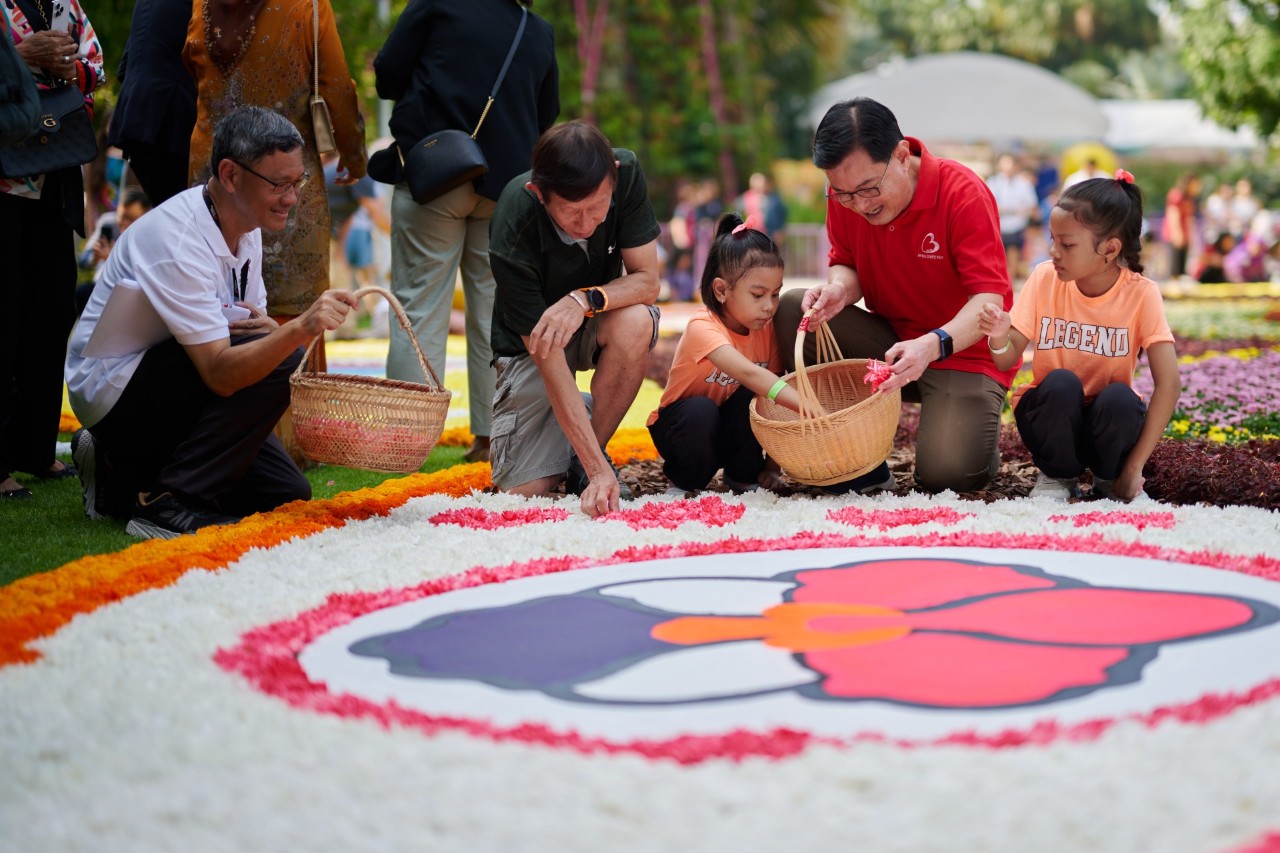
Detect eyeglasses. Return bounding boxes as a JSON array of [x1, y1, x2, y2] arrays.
[[233, 160, 310, 195], [825, 157, 893, 203]]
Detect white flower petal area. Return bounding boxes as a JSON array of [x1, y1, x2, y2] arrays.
[[6, 492, 1280, 853]]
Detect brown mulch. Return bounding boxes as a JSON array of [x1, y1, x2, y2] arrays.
[[615, 403, 1051, 502]]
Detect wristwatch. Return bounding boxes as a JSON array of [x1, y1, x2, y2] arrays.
[[579, 287, 609, 317], [930, 328, 954, 360]]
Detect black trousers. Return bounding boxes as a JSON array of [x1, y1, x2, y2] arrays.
[[89, 336, 310, 518], [0, 185, 77, 479], [649, 385, 764, 491], [122, 144, 191, 206], [1014, 369, 1146, 480]]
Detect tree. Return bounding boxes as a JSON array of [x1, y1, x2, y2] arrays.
[[538, 0, 842, 214], [1175, 0, 1280, 138], [852, 0, 1162, 94], [88, 0, 844, 209]]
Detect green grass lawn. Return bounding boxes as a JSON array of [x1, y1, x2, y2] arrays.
[[2, 367, 665, 588], [0, 441, 470, 587]]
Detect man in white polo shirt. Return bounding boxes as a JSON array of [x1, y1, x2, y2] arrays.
[[66, 106, 356, 539]]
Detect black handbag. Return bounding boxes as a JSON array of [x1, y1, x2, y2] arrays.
[[368, 6, 527, 203], [0, 84, 97, 180]]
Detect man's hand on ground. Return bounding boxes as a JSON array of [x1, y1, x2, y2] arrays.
[[528, 295, 587, 360], [579, 470, 620, 518]]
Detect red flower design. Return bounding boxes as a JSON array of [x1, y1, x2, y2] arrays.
[[827, 506, 973, 530], [605, 495, 745, 530], [430, 507, 570, 530], [1049, 511, 1176, 530], [655, 559, 1261, 708]]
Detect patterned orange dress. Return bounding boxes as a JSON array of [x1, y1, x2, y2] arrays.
[[183, 0, 367, 316]]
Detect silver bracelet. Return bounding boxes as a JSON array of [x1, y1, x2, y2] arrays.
[[987, 336, 1012, 355]]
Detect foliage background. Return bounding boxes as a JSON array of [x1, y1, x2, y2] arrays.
[[83, 0, 1277, 220]]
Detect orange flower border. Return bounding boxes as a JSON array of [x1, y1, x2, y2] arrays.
[[1, 429, 658, 668]]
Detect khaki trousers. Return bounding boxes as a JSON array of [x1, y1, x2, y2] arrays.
[[387, 182, 497, 437], [776, 289, 1005, 493]]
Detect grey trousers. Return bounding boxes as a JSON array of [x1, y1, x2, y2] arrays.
[[386, 182, 497, 437], [776, 289, 1006, 493]]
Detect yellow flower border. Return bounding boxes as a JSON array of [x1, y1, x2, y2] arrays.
[[1, 429, 658, 668]]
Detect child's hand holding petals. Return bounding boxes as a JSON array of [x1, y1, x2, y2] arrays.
[[978, 302, 1010, 337]]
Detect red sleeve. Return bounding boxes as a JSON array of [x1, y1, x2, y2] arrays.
[[947, 182, 1013, 307]]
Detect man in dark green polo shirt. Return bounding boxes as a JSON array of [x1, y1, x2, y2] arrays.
[[488, 121, 661, 518]]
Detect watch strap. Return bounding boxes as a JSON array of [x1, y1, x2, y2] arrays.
[[581, 287, 608, 313], [930, 328, 953, 360]]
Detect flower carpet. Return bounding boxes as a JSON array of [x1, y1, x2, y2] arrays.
[[4, 461, 1280, 851], [10, 290, 1279, 850]]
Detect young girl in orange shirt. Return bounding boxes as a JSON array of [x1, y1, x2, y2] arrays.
[[648, 214, 802, 495], [979, 171, 1181, 501]]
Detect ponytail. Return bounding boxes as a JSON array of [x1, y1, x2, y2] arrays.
[[698, 212, 784, 320], [1057, 170, 1146, 274]]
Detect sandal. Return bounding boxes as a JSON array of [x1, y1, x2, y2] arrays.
[[1, 486, 33, 500], [34, 461, 78, 480]]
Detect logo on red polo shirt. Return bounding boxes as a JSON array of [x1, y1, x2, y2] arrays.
[[919, 232, 943, 260]]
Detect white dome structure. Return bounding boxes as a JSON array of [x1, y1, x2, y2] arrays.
[[809, 52, 1109, 146]]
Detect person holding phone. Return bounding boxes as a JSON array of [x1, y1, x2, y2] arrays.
[[76, 188, 152, 313]]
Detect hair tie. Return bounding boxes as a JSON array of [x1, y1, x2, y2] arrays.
[[1115, 169, 1135, 185], [732, 214, 761, 236]]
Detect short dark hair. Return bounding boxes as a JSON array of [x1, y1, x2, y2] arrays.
[[699, 212, 784, 322], [120, 188, 151, 210], [1057, 177, 1146, 274], [530, 121, 618, 202], [210, 106, 303, 175], [812, 97, 904, 170]]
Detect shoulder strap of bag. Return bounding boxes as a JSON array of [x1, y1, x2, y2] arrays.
[[12, 0, 51, 32], [470, 5, 528, 140], [312, 0, 321, 99]]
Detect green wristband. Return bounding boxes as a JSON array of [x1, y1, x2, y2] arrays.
[[767, 378, 788, 401]]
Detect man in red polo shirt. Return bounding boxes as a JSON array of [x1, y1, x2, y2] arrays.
[[776, 97, 1017, 494]]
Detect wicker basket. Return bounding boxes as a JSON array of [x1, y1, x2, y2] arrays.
[[290, 287, 452, 473], [749, 318, 901, 486]]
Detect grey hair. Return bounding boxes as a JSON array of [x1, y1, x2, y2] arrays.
[[210, 106, 304, 172]]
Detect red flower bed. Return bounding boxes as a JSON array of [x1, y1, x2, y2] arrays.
[[1144, 440, 1280, 510]]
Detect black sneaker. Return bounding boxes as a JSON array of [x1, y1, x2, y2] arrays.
[[566, 453, 634, 501], [818, 462, 897, 496], [124, 492, 240, 540], [71, 428, 105, 520]]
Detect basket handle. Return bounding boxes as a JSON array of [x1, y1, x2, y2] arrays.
[[293, 286, 445, 389], [792, 312, 845, 425]]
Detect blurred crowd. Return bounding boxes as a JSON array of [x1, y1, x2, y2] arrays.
[[982, 154, 1280, 288]]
